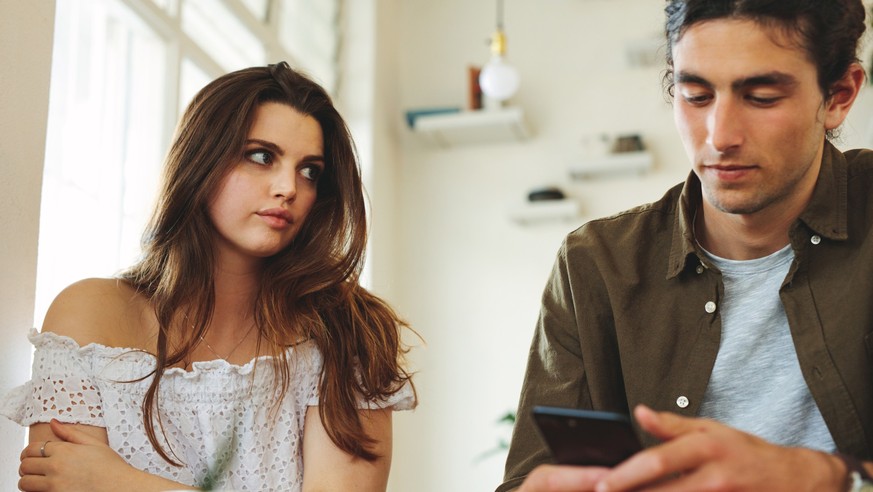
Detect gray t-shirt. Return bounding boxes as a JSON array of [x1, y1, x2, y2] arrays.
[[697, 243, 835, 452]]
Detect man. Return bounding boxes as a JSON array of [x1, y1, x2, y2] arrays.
[[498, 1, 873, 491]]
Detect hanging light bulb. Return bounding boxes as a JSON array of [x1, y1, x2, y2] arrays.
[[479, 0, 520, 106]]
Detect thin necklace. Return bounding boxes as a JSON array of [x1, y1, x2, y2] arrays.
[[198, 323, 256, 362]]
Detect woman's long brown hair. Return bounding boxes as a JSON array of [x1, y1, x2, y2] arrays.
[[120, 62, 415, 464]]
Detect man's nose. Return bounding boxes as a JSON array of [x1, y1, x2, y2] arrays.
[[706, 97, 744, 153]]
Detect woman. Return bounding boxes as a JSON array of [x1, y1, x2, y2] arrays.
[[3, 62, 416, 491]]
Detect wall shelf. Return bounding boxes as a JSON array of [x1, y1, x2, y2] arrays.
[[411, 107, 530, 147], [509, 198, 579, 225], [569, 150, 653, 179]]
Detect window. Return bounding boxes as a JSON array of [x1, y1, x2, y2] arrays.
[[35, 0, 341, 323]]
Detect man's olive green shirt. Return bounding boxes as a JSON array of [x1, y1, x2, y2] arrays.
[[499, 142, 873, 491]]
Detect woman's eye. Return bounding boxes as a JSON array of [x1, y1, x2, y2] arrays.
[[246, 150, 273, 165], [300, 165, 322, 182]]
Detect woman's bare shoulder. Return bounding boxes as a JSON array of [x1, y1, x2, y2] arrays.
[[40, 278, 154, 349]]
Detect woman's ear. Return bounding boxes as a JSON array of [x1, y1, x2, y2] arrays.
[[824, 62, 866, 130]]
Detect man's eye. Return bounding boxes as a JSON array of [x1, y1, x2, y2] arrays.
[[747, 95, 782, 106], [246, 150, 273, 165], [682, 93, 712, 105]]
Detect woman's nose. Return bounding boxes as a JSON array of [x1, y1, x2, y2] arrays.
[[271, 169, 297, 201]]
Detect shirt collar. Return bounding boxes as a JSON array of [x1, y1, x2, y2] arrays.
[[666, 140, 848, 279], [667, 172, 703, 279], [798, 141, 848, 241]]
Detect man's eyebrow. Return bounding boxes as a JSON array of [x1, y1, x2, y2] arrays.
[[731, 72, 798, 91], [675, 71, 713, 89], [246, 139, 284, 156], [675, 70, 798, 91]]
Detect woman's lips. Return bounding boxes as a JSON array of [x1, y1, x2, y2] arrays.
[[257, 208, 293, 228]]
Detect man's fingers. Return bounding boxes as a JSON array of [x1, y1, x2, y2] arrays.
[[634, 405, 709, 441], [520, 464, 609, 491], [596, 430, 714, 491]]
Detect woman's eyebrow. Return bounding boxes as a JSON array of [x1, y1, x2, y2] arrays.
[[245, 139, 284, 156]]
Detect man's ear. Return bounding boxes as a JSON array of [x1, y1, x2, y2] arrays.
[[824, 62, 866, 130]]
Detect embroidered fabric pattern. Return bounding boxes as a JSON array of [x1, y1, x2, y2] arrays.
[[1, 329, 415, 491]]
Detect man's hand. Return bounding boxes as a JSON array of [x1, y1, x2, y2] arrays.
[[517, 405, 848, 492], [517, 464, 610, 492], [593, 405, 846, 491]]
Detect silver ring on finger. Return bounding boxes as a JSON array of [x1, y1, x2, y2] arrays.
[[39, 440, 49, 458]]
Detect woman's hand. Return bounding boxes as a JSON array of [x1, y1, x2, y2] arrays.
[[19, 419, 194, 492], [19, 419, 137, 492]]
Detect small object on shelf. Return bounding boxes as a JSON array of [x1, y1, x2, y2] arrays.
[[611, 134, 644, 153], [509, 197, 579, 225], [569, 150, 653, 179], [405, 107, 461, 128], [468, 66, 483, 110], [528, 186, 565, 202], [625, 36, 663, 68], [410, 106, 530, 147]]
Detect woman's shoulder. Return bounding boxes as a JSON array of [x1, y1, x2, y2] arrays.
[[40, 277, 154, 349]]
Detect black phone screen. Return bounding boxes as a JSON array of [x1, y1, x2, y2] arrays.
[[532, 405, 642, 467]]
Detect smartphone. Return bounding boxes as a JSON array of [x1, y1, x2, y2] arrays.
[[532, 405, 642, 467]]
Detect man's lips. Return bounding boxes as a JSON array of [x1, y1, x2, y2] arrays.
[[702, 163, 757, 181], [705, 163, 754, 170]]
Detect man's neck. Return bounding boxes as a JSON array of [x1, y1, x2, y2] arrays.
[[695, 199, 801, 260]]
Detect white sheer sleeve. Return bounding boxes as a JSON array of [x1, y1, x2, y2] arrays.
[[1, 329, 105, 427], [358, 380, 416, 411], [306, 373, 417, 411]]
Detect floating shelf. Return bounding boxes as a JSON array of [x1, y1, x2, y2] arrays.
[[569, 150, 653, 179], [411, 107, 530, 147], [509, 198, 580, 225]]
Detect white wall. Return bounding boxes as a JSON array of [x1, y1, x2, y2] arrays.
[[0, 0, 55, 489], [334, 2, 418, 484], [378, 1, 687, 490], [336, 2, 426, 489]]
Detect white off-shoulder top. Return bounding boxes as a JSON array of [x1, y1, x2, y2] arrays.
[[1, 329, 415, 491]]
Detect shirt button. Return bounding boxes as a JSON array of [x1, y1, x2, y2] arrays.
[[696, 265, 704, 274], [705, 301, 716, 313], [676, 396, 689, 408], [810, 235, 821, 245]]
